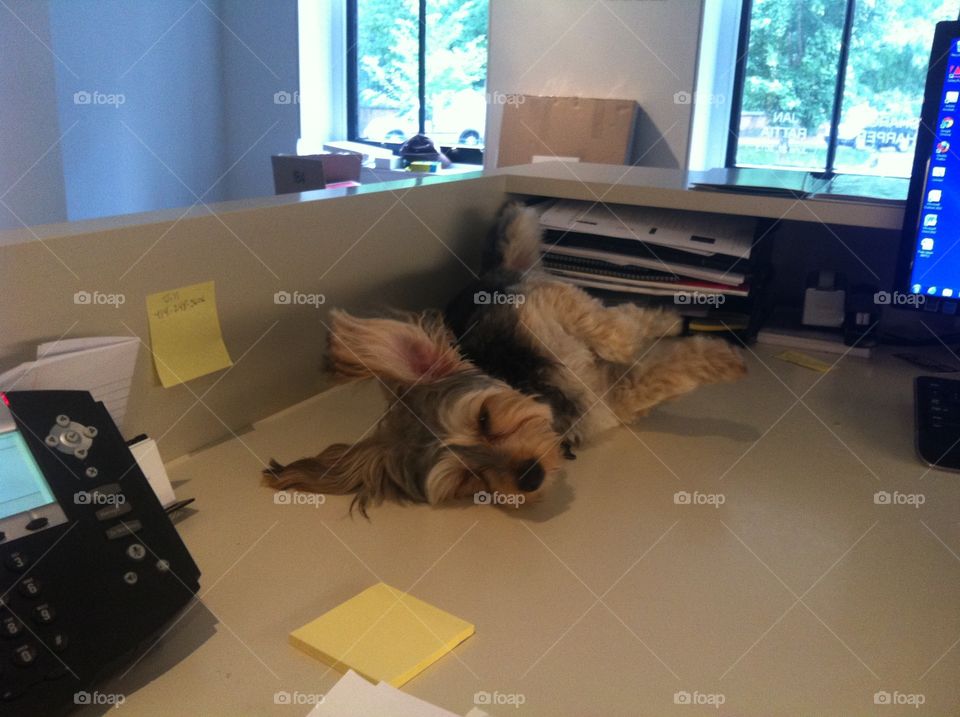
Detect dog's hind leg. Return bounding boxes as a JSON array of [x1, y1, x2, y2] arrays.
[[524, 281, 684, 364], [605, 336, 746, 420]]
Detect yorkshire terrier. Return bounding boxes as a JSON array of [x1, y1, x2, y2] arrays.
[[264, 204, 746, 514]]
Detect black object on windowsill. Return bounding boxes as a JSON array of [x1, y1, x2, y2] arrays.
[[398, 134, 452, 168]]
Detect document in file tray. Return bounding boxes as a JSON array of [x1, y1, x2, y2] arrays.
[[0, 336, 139, 430], [538, 199, 755, 259], [542, 245, 746, 286]]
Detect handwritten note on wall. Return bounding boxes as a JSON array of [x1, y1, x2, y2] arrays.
[[146, 281, 233, 388]]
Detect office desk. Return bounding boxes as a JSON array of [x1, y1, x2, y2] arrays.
[[77, 345, 960, 716]]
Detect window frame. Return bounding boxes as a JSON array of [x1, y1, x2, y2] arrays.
[[345, 0, 485, 164], [725, 0, 948, 176], [725, 0, 864, 177]]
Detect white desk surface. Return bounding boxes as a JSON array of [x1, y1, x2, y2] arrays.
[[78, 344, 960, 716]]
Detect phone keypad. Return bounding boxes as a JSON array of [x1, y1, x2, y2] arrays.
[[0, 551, 68, 696]]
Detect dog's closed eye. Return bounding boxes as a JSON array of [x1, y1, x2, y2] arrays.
[[477, 404, 491, 436]]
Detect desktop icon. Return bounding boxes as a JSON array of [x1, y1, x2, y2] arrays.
[[929, 189, 943, 203], [947, 91, 960, 104], [944, 288, 954, 298], [921, 237, 935, 251], [951, 65, 960, 81], [912, 284, 923, 294], [924, 214, 939, 227], [928, 286, 938, 295], [937, 141, 951, 154], [933, 166, 947, 178], [943, 117, 955, 130], [955, 40, 960, 54]]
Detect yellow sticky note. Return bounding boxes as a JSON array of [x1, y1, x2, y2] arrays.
[[289, 583, 474, 687], [146, 281, 233, 388], [775, 350, 832, 373]]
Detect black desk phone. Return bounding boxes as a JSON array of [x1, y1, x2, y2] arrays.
[[0, 390, 200, 715]]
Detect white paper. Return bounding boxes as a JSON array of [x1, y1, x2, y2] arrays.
[[539, 199, 755, 259], [0, 364, 33, 393], [544, 245, 745, 285], [36, 336, 133, 358], [0, 337, 139, 430], [546, 267, 748, 297], [128, 438, 177, 508], [307, 670, 461, 717]]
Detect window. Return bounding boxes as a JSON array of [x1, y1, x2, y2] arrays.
[[347, 0, 489, 151], [729, 0, 960, 177]]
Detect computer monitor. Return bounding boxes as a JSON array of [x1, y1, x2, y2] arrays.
[[896, 21, 960, 312]]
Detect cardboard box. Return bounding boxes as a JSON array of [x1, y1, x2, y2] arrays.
[[271, 153, 362, 194], [497, 95, 639, 167]]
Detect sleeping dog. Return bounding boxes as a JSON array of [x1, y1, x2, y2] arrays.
[[264, 204, 746, 514]]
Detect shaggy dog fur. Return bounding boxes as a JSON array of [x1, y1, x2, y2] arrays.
[[264, 204, 746, 514]]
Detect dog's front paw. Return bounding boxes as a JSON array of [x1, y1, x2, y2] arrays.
[[592, 331, 638, 364], [690, 337, 747, 384]]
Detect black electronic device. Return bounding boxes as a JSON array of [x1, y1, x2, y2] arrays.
[[895, 21, 960, 312], [0, 390, 200, 715], [915, 376, 960, 470]]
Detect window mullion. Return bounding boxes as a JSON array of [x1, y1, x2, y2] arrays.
[[418, 0, 427, 135], [822, 0, 858, 176], [726, 0, 754, 167], [346, 0, 359, 141]]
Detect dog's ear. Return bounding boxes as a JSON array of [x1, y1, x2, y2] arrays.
[[326, 309, 469, 386]]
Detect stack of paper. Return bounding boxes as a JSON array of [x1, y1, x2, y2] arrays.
[[292, 584, 482, 716], [0, 336, 139, 430], [290, 583, 475, 688], [537, 199, 755, 296]]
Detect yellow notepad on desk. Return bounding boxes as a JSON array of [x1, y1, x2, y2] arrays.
[[289, 583, 474, 687]]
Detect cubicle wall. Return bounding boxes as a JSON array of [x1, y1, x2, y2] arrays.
[[0, 175, 508, 459]]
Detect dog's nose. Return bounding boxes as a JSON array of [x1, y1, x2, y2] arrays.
[[517, 459, 545, 492]]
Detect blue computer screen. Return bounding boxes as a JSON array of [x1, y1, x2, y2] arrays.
[[0, 429, 56, 519], [908, 38, 960, 297]]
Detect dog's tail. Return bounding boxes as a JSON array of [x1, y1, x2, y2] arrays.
[[492, 202, 543, 273]]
